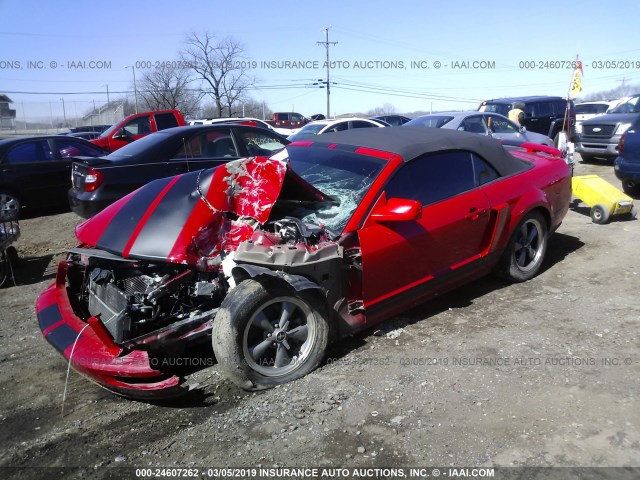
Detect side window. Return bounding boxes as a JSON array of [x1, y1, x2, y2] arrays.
[[236, 129, 287, 155], [385, 151, 476, 206], [351, 121, 377, 129], [472, 153, 499, 185], [172, 129, 237, 159], [554, 101, 569, 116], [6, 140, 53, 164], [523, 103, 536, 117], [55, 139, 104, 158], [537, 102, 554, 116], [325, 122, 349, 133], [459, 116, 487, 134], [154, 112, 179, 131], [486, 115, 517, 134], [123, 116, 151, 136]]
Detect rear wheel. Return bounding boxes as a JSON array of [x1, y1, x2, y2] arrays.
[[0, 192, 20, 220], [497, 212, 548, 282], [212, 279, 329, 391], [590, 204, 610, 224]]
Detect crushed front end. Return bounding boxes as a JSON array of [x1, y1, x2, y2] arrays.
[[36, 250, 226, 398]]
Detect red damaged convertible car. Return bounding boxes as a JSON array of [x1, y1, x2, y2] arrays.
[[36, 127, 571, 398]]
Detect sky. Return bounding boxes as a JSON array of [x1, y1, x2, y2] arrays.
[[1, 0, 640, 122]]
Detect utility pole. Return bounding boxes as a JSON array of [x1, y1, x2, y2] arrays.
[[317, 27, 337, 118], [617, 76, 630, 96], [60, 97, 67, 127], [125, 65, 139, 114]]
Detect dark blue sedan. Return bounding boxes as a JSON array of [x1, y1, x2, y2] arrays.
[[614, 117, 640, 197]]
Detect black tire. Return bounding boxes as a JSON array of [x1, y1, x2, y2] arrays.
[[622, 180, 640, 198], [497, 212, 548, 282], [212, 279, 329, 391], [0, 250, 8, 287], [590, 204, 610, 224], [0, 192, 20, 221]]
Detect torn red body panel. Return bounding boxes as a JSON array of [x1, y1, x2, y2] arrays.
[[75, 156, 288, 266]]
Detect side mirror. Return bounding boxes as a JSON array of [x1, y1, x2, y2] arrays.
[[370, 197, 422, 223], [519, 126, 526, 133]]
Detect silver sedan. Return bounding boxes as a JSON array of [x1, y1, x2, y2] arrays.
[[404, 111, 554, 146]]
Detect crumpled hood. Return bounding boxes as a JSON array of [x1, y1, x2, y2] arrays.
[[75, 157, 291, 266]]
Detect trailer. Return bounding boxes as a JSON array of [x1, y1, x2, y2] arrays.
[[571, 175, 637, 224]]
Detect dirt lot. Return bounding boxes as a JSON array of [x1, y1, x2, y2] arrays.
[[0, 157, 638, 479]]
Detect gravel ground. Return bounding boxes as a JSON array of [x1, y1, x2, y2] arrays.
[[0, 156, 638, 479]]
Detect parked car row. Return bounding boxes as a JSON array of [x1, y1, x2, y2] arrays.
[[69, 124, 289, 218], [1, 101, 573, 220], [0, 135, 105, 219], [575, 93, 640, 163]]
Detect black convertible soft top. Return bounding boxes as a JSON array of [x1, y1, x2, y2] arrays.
[[304, 126, 528, 176]]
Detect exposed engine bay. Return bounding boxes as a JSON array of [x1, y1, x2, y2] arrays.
[[65, 215, 339, 348]]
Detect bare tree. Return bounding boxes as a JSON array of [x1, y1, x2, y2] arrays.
[[181, 31, 254, 117], [239, 98, 272, 119], [137, 64, 199, 116], [578, 83, 639, 102], [367, 103, 398, 116], [195, 98, 271, 120]]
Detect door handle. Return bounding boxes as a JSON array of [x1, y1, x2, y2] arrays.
[[465, 207, 486, 221]]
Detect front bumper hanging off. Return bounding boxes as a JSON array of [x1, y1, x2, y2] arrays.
[[36, 261, 194, 399]]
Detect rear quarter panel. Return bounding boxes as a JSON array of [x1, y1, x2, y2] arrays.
[[482, 150, 571, 251]]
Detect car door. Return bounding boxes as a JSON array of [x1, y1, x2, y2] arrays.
[[484, 114, 522, 142], [323, 121, 349, 134], [458, 115, 489, 135], [233, 127, 289, 157], [1, 139, 61, 208], [169, 127, 240, 174], [350, 120, 379, 130], [357, 151, 494, 320], [524, 102, 553, 136], [110, 114, 152, 150]]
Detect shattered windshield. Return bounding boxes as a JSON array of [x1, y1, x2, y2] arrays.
[[281, 146, 386, 233]]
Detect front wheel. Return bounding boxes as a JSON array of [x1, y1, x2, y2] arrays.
[[497, 212, 548, 282], [0, 192, 20, 220], [590, 204, 610, 224], [212, 279, 329, 391]]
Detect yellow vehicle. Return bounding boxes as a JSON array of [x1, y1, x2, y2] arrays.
[[572, 175, 637, 224]]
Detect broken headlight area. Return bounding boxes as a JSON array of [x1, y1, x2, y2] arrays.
[[66, 249, 227, 348]]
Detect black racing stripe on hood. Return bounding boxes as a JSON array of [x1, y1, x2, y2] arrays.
[[45, 323, 81, 353], [127, 171, 207, 260], [38, 303, 62, 332], [96, 176, 175, 255]]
